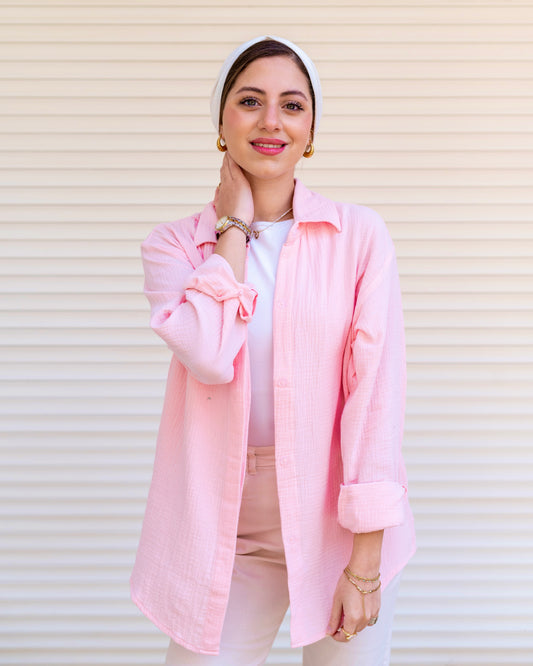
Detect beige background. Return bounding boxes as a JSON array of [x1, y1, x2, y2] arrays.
[[1, 1, 532, 664]]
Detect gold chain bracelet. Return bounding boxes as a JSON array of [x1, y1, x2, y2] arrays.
[[343, 567, 382, 594], [343, 566, 381, 619], [344, 565, 380, 583]]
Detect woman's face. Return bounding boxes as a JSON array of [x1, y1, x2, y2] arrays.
[[220, 55, 314, 184]]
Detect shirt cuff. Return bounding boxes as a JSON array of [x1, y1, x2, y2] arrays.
[[338, 481, 407, 533], [185, 254, 257, 322]]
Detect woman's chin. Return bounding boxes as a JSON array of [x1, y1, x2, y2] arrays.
[[241, 163, 296, 184]]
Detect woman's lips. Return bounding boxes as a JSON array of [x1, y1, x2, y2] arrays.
[[250, 139, 287, 155]]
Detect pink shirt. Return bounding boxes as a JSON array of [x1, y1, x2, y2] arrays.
[[130, 179, 416, 655]]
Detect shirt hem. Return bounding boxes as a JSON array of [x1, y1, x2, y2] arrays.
[[130, 590, 220, 656]]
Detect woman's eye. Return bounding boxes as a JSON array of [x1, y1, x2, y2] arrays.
[[285, 101, 304, 111], [240, 97, 259, 107]]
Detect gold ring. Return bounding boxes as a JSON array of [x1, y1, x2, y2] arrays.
[[340, 626, 357, 641], [368, 616, 379, 626]]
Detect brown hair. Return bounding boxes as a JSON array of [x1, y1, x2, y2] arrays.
[[218, 39, 315, 131]]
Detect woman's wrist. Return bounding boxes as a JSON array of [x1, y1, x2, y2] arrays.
[[213, 225, 247, 282], [348, 530, 383, 576], [215, 215, 252, 242]]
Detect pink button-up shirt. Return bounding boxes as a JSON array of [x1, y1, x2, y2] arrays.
[[130, 179, 416, 655]]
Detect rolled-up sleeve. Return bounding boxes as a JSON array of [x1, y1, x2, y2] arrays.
[[338, 481, 406, 533], [142, 224, 257, 385], [338, 219, 407, 533], [185, 259, 256, 323]]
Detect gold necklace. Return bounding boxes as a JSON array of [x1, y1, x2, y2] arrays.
[[251, 207, 293, 239]]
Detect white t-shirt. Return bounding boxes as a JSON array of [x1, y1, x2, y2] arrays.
[[246, 217, 294, 447]]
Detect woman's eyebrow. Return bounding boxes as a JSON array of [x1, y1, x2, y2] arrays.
[[234, 86, 309, 101], [281, 89, 309, 100]]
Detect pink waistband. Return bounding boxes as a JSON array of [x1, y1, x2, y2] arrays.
[[246, 446, 275, 474]]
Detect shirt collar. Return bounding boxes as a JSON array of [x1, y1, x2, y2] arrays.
[[292, 178, 341, 232], [194, 178, 341, 247]]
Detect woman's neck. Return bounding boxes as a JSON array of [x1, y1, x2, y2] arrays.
[[247, 173, 295, 223]]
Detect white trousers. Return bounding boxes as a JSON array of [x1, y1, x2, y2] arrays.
[[165, 447, 402, 666]]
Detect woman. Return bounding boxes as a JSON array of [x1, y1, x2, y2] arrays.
[[131, 35, 416, 665]]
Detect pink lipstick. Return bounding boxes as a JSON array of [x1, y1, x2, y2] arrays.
[[250, 137, 287, 156]]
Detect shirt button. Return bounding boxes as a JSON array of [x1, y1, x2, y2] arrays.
[[277, 301, 285, 308], [277, 378, 288, 388]]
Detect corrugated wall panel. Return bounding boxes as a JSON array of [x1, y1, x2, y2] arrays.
[[1, 1, 532, 665]]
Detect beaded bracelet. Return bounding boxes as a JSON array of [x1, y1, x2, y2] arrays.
[[215, 216, 252, 243]]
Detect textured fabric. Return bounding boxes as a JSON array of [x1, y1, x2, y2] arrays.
[[247, 217, 294, 446], [164, 447, 402, 665], [165, 446, 288, 665], [130, 178, 416, 654], [210, 35, 323, 131]]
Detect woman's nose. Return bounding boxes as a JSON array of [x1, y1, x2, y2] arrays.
[[259, 104, 281, 131]]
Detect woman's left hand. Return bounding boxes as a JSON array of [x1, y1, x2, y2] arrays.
[[215, 152, 254, 225], [327, 571, 381, 642]]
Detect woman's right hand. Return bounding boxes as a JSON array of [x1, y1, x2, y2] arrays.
[[215, 153, 254, 225]]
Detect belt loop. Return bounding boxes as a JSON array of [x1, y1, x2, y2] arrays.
[[247, 449, 257, 475]]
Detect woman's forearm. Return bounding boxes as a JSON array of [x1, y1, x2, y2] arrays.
[[213, 226, 247, 283]]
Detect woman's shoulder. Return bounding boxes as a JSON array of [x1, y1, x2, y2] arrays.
[[141, 201, 216, 253], [324, 198, 398, 281], [142, 213, 199, 246], [336, 199, 385, 227], [296, 181, 389, 244], [313, 189, 393, 254]]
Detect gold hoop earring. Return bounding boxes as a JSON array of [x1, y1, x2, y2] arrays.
[[217, 136, 227, 152], [303, 142, 314, 158]]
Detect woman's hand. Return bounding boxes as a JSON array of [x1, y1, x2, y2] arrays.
[[212, 153, 252, 282], [327, 530, 383, 642], [215, 152, 254, 225], [327, 570, 381, 642]]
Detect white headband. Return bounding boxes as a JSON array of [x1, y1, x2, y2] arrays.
[[210, 35, 322, 131]]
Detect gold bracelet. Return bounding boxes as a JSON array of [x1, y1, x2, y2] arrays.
[[348, 579, 382, 595], [344, 568, 382, 594], [344, 565, 380, 583]]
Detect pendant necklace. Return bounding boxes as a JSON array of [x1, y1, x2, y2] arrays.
[[251, 207, 293, 239]]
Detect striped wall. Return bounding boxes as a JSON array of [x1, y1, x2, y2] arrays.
[[1, 2, 532, 664]]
